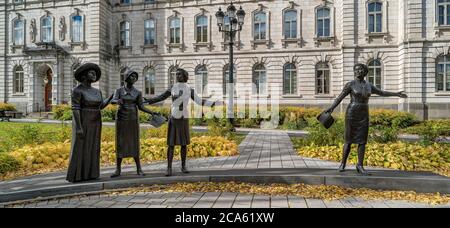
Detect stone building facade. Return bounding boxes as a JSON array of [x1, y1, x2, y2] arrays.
[[1, 0, 449, 119]]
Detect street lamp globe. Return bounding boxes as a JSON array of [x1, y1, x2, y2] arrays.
[[215, 8, 225, 28], [227, 3, 237, 19], [236, 6, 246, 26]]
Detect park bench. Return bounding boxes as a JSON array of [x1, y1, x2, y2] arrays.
[[0, 110, 12, 122]]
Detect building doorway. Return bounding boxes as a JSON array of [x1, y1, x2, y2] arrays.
[[44, 69, 53, 112]]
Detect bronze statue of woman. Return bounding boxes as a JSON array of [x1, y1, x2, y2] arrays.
[[325, 63, 407, 175], [67, 63, 113, 183], [145, 68, 220, 176], [110, 70, 159, 178]]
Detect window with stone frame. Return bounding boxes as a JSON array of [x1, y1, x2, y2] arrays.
[[283, 63, 297, 95], [13, 18, 25, 45], [316, 62, 330, 95], [195, 65, 208, 96], [437, 55, 450, 92], [41, 16, 53, 42], [169, 17, 181, 44], [368, 59, 383, 89], [144, 68, 156, 95], [196, 15, 208, 43], [438, 0, 450, 26], [252, 64, 267, 95], [368, 1, 383, 33], [120, 21, 131, 47], [14, 66, 25, 94], [284, 10, 298, 39]]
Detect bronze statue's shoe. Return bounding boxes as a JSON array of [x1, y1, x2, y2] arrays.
[[137, 170, 146, 176], [110, 171, 121, 178], [338, 164, 346, 172], [356, 165, 371, 176], [181, 167, 190, 174], [165, 168, 173, 177]]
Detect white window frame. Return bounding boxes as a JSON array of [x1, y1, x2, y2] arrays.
[[436, 55, 450, 92], [40, 15, 54, 43], [119, 20, 131, 47], [144, 67, 156, 95], [13, 65, 25, 94], [12, 17, 25, 46], [368, 59, 383, 89]]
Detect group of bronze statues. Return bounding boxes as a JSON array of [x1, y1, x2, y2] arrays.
[[66, 63, 407, 183]]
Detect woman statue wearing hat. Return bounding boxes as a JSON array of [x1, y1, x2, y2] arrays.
[[67, 63, 113, 183], [324, 63, 407, 175], [145, 68, 221, 177], [110, 70, 160, 178]]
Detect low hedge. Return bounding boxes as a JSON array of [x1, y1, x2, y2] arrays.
[[2, 136, 238, 178], [297, 142, 450, 176], [0, 153, 21, 175], [404, 120, 450, 137], [0, 103, 16, 111]]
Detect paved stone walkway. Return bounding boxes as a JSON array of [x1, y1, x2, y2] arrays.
[[3, 192, 448, 208]]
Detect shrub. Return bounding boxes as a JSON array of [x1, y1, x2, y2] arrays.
[[52, 105, 71, 120], [0, 103, 17, 111], [3, 136, 238, 178], [0, 153, 21, 175], [302, 117, 345, 146], [370, 109, 418, 128], [369, 126, 399, 143], [405, 120, 450, 137], [297, 142, 450, 176]]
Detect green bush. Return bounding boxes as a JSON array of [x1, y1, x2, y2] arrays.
[[369, 126, 399, 143], [0, 153, 21, 175], [302, 117, 345, 147], [0, 103, 17, 111], [405, 119, 450, 137], [370, 109, 418, 128], [52, 105, 71, 120]]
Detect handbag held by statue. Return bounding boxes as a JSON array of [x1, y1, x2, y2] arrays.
[[317, 111, 335, 129], [149, 114, 167, 128]]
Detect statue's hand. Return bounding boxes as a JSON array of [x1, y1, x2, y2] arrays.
[[398, 91, 408, 98]]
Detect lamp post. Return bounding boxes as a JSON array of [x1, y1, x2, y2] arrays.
[[216, 3, 245, 130]]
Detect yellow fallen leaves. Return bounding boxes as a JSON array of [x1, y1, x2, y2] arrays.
[[297, 142, 450, 177], [111, 182, 450, 205], [0, 136, 238, 180]]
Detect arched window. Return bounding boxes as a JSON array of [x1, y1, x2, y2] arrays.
[[120, 21, 130, 47], [437, 55, 450, 92], [71, 15, 83, 43], [169, 17, 181, 44], [120, 68, 127, 87], [195, 65, 208, 96], [368, 2, 383, 33], [316, 7, 331, 37], [144, 19, 155, 45], [253, 12, 266, 40], [284, 10, 297, 39], [223, 64, 237, 96], [438, 0, 450, 26], [13, 19, 24, 45], [41, 16, 53, 42], [196, 15, 208, 43], [14, 66, 24, 94], [169, 66, 177, 86], [283, 63, 297, 95], [368, 59, 382, 89], [316, 62, 330, 94], [253, 64, 267, 95], [144, 68, 155, 95]]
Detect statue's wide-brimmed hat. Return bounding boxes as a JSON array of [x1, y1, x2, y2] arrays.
[[124, 70, 139, 82], [74, 63, 102, 82]]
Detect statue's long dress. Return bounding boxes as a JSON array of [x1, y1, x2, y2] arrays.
[[113, 87, 143, 158], [338, 80, 386, 144], [66, 85, 103, 183]]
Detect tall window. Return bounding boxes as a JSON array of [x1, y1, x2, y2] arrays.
[[316, 62, 330, 94], [195, 65, 208, 96], [41, 16, 53, 42], [13, 19, 24, 45], [169, 67, 177, 86], [368, 2, 383, 33], [368, 59, 382, 89], [223, 64, 237, 96], [253, 64, 267, 95], [120, 68, 127, 87], [169, 17, 181, 44], [196, 15, 208, 43], [253, 12, 266, 40], [283, 63, 297, 95], [14, 66, 24, 94], [437, 55, 450, 92], [144, 19, 155, 45], [144, 68, 156, 95], [438, 0, 450, 26], [316, 8, 331, 37], [72, 15, 83, 43], [284, 10, 297, 39], [120, 21, 130, 47]]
